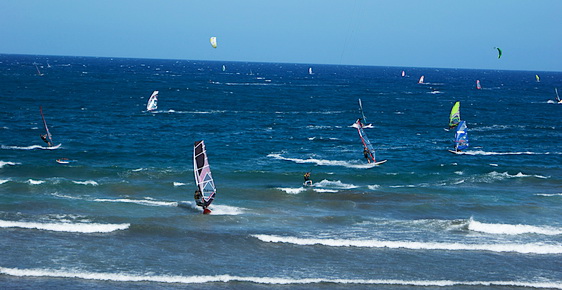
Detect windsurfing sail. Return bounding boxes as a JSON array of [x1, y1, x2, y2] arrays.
[[308, 67, 313, 75], [39, 106, 54, 147], [555, 88, 561, 103], [222, 65, 226, 72], [354, 119, 378, 163], [193, 140, 216, 209], [449, 101, 461, 129], [146, 91, 158, 111], [535, 75, 540, 82], [476, 80, 482, 90], [210, 37, 217, 48], [35, 64, 44, 76], [453, 121, 469, 151], [495, 47, 502, 59], [401, 70, 405, 77], [418, 75, 424, 84]]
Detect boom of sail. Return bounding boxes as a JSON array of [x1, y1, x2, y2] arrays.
[[453, 121, 469, 151], [39, 106, 54, 147], [146, 91, 158, 111], [193, 140, 216, 208], [449, 101, 461, 129]]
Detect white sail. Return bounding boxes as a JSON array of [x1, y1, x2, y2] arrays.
[[210, 37, 217, 48], [146, 91, 158, 111], [418, 75, 424, 84], [308, 67, 313, 75], [193, 141, 216, 212]]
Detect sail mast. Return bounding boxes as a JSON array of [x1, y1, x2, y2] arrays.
[[39, 106, 54, 146]]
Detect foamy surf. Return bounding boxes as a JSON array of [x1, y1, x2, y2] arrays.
[[252, 234, 562, 254], [0, 267, 559, 289], [1, 144, 62, 150], [72, 180, 99, 186], [268, 154, 377, 169], [0, 161, 19, 168], [467, 218, 562, 236], [26, 179, 45, 185], [0, 220, 129, 233]]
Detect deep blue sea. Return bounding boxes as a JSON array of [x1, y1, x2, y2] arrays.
[[1, 54, 561, 289]]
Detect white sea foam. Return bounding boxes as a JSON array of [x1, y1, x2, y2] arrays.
[[0, 161, 19, 168], [0, 179, 9, 185], [458, 150, 546, 156], [0, 220, 129, 233], [367, 185, 380, 190], [27, 179, 45, 185], [268, 154, 377, 169], [313, 188, 339, 193], [485, 171, 548, 180], [535, 193, 562, 197], [93, 198, 178, 207], [72, 180, 99, 186], [173, 182, 187, 187], [209, 204, 245, 215], [468, 218, 562, 235], [314, 179, 358, 190], [1, 144, 61, 150], [252, 234, 562, 254], [1, 267, 559, 288], [277, 187, 306, 194]]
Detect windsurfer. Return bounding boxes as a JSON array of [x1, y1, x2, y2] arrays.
[[363, 147, 371, 163], [194, 189, 204, 207], [40, 134, 52, 146], [303, 172, 312, 186]]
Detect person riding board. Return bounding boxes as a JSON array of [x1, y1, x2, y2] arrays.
[[303, 172, 312, 186], [194, 188, 206, 208], [40, 134, 52, 147], [363, 147, 371, 163]]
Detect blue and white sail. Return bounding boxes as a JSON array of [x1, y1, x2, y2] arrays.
[[453, 121, 469, 151], [352, 99, 386, 165], [146, 91, 158, 111]]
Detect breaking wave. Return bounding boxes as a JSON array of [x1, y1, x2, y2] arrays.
[[72, 180, 99, 186], [0, 220, 129, 233], [0, 161, 19, 168], [252, 234, 562, 255], [93, 198, 178, 207], [467, 218, 562, 236], [1, 267, 559, 288], [268, 154, 376, 169], [1, 144, 61, 150]]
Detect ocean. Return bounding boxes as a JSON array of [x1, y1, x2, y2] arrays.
[[0, 54, 561, 289]]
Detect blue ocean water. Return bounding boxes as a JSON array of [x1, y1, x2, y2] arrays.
[[0, 54, 561, 289]]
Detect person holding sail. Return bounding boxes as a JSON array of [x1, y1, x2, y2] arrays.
[[363, 147, 371, 163], [40, 134, 52, 147]]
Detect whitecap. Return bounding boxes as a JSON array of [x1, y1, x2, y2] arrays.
[[0, 161, 19, 168], [93, 198, 178, 207], [468, 218, 562, 235], [72, 180, 99, 186], [0, 220, 129, 233], [27, 179, 45, 185], [277, 187, 306, 194], [173, 182, 187, 187]]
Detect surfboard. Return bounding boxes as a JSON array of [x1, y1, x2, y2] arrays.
[[303, 180, 313, 187]]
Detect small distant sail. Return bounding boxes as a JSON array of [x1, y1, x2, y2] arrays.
[[210, 37, 217, 48], [401, 70, 405, 77], [146, 91, 158, 111], [193, 141, 216, 212], [39, 106, 54, 147], [418, 75, 424, 84], [308, 67, 313, 75], [535, 74, 540, 82], [555, 88, 561, 103], [495, 47, 502, 59], [476, 80, 482, 90], [34, 64, 44, 76], [222, 65, 226, 72], [449, 101, 461, 129], [453, 121, 469, 151]]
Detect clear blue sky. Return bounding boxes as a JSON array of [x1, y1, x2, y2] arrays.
[[1, 0, 561, 71]]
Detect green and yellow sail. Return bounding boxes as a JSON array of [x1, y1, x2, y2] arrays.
[[449, 101, 460, 129]]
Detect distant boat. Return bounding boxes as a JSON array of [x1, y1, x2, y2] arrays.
[[401, 70, 405, 77], [39, 106, 54, 147], [418, 76, 424, 84], [352, 99, 386, 165], [535, 74, 540, 82], [448, 101, 461, 129], [555, 88, 561, 104], [476, 80, 482, 90], [34, 64, 44, 76], [449, 121, 469, 154], [193, 140, 216, 214], [146, 91, 158, 112], [308, 67, 313, 75]]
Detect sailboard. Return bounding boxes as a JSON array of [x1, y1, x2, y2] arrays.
[[448, 101, 461, 129], [535, 75, 540, 82], [449, 120, 469, 154], [476, 80, 482, 90], [308, 67, 313, 75], [555, 88, 561, 103], [210, 37, 217, 48], [146, 91, 158, 111], [352, 100, 386, 165], [193, 140, 216, 214], [418, 75, 424, 84], [39, 106, 54, 147]]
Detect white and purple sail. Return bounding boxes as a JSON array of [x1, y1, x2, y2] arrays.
[[193, 140, 216, 213], [146, 91, 158, 111]]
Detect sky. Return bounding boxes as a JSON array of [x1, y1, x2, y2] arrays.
[[1, 0, 561, 71]]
